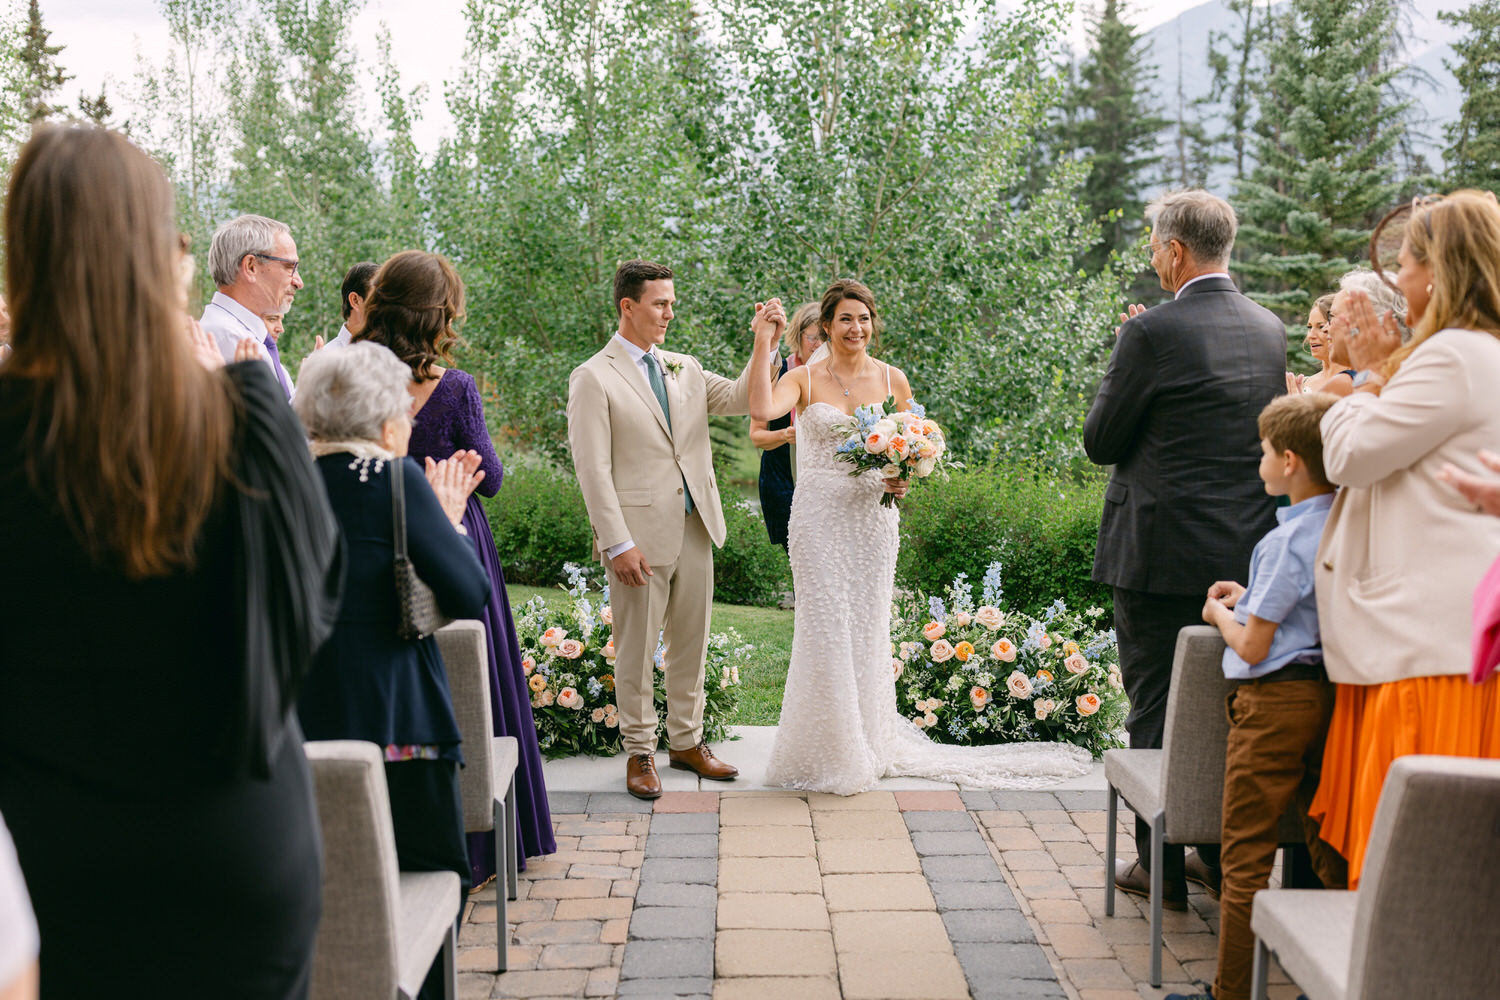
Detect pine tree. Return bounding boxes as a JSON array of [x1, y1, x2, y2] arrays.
[[1055, 0, 1169, 273], [1232, 0, 1409, 315], [76, 84, 113, 127], [1441, 0, 1500, 193], [1203, 0, 1271, 184], [17, 0, 68, 125]]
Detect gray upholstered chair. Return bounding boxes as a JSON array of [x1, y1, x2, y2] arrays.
[[1250, 754, 1500, 1000], [1104, 625, 1307, 986], [304, 740, 460, 1000], [435, 620, 520, 972]]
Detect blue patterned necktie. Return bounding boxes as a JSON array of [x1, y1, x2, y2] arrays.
[[646, 353, 693, 514]]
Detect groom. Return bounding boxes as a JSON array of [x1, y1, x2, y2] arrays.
[[567, 260, 773, 798]]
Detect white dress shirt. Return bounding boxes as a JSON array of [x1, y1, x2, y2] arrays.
[[199, 291, 290, 397], [1175, 272, 1233, 299], [324, 324, 353, 350], [0, 813, 37, 989]]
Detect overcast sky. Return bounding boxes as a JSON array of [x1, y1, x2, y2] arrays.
[[38, 0, 1212, 153]]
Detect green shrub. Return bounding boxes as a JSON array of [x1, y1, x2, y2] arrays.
[[897, 462, 1111, 619], [483, 465, 594, 586], [713, 497, 792, 607]]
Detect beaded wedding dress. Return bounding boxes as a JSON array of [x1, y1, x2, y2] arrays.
[[763, 400, 1093, 795]]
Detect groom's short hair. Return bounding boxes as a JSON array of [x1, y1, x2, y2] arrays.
[[614, 260, 675, 316]]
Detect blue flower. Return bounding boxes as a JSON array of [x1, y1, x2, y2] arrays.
[[928, 596, 947, 622], [981, 562, 1004, 607], [1044, 598, 1066, 622], [907, 401, 926, 419], [587, 677, 603, 698]]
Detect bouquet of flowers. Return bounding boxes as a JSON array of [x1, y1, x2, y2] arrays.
[[515, 565, 751, 758], [891, 563, 1126, 757], [835, 399, 949, 507]]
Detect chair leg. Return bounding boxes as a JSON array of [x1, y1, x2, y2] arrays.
[[1150, 812, 1165, 988], [1251, 935, 1269, 1000], [1105, 785, 1118, 917], [505, 773, 519, 901], [494, 800, 509, 973], [443, 921, 457, 1000]]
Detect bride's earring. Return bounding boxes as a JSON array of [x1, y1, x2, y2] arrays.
[[1426, 283, 1433, 295]]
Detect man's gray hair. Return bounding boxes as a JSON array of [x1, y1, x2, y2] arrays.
[[1145, 190, 1238, 265], [293, 341, 413, 443], [207, 214, 291, 287], [1337, 268, 1411, 341]]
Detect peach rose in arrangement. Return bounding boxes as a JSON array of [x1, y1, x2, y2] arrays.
[[1034, 697, 1058, 721], [1076, 693, 1102, 716], [950, 611, 973, 628], [558, 687, 584, 710], [923, 711, 939, 728], [1036, 668, 1054, 683], [540, 627, 567, 647], [892, 658, 905, 678], [528, 674, 548, 692], [970, 686, 992, 710], [954, 641, 975, 662], [1006, 671, 1034, 699], [1064, 653, 1089, 675], [602, 640, 617, 660], [929, 639, 956, 663], [991, 638, 1017, 662], [521, 655, 536, 676], [923, 621, 946, 641], [558, 639, 584, 659], [591, 708, 607, 723], [975, 606, 1004, 630], [600, 606, 613, 625], [1037, 632, 1052, 650]]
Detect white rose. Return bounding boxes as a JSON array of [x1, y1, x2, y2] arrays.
[[951, 611, 972, 628], [1005, 670, 1034, 699], [914, 456, 937, 477], [975, 606, 1005, 630], [881, 463, 903, 478]]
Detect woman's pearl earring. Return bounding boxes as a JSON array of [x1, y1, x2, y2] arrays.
[[1426, 284, 1433, 295]]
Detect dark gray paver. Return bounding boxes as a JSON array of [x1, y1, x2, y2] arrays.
[[644, 833, 719, 859], [941, 908, 1035, 943], [911, 829, 991, 856], [953, 941, 1057, 982], [586, 792, 654, 814], [990, 791, 1062, 811], [635, 882, 717, 909], [619, 938, 715, 980], [922, 854, 1008, 881], [648, 813, 720, 835], [960, 790, 996, 810], [970, 980, 1068, 1000], [628, 905, 718, 940], [615, 974, 715, 995], [639, 858, 717, 884], [547, 791, 589, 814], [1053, 789, 1108, 811], [903, 811, 978, 832], [930, 878, 1021, 911]]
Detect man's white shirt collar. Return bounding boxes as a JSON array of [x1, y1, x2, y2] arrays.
[[1175, 273, 1232, 299], [205, 291, 265, 339]]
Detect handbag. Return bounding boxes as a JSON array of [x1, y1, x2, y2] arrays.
[[391, 462, 453, 640]]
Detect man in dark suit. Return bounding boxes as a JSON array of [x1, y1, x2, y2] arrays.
[[1085, 190, 1286, 907]]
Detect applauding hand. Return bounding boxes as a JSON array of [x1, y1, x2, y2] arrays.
[[1341, 289, 1403, 381], [1115, 303, 1146, 337], [424, 449, 486, 527], [186, 316, 225, 371], [1438, 450, 1500, 517]]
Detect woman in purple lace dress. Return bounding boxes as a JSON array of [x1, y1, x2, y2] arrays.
[[358, 250, 555, 880]]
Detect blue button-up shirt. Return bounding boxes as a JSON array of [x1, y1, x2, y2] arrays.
[[1222, 491, 1335, 680]]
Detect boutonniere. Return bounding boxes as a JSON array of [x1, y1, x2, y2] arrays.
[[663, 359, 683, 378]]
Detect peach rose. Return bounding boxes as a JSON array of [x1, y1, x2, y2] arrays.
[[1076, 693, 1102, 716], [604, 712, 618, 728], [929, 639, 956, 663], [975, 606, 1004, 630], [558, 638, 584, 659], [1064, 652, 1088, 675], [521, 655, 536, 676], [954, 641, 975, 662], [539, 689, 555, 706], [892, 658, 904, 678], [991, 638, 1017, 662], [1005, 670, 1034, 699], [923, 621, 947, 641], [600, 606, 613, 625], [864, 419, 897, 454], [591, 708, 607, 723], [1037, 633, 1052, 650], [1035, 697, 1058, 720], [602, 640, 617, 660], [528, 674, 547, 692], [951, 611, 973, 628], [912, 715, 928, 729], [540, 627, 567, 647], [558, 686, 584, 710], [923, 711, 938, 728], [969, 686, 992, 710], [885, 435, 910, 461]]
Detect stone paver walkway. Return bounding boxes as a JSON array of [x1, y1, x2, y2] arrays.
[[453, 731, 1309, 1000]]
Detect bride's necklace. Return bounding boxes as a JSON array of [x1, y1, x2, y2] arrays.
[[827, 358, 868, 397]]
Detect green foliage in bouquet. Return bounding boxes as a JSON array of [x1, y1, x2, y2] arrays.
[[515, 567, 752, 758], [891, 564, 1127, 758]]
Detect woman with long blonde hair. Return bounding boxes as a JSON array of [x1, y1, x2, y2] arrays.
[[1311, 190, 1500, 885], [0, 127, 341, 998]]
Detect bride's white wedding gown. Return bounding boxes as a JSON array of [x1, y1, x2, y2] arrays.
[[764, 399, 1093, 795]]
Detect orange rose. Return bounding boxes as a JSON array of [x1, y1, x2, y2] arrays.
[[923, 621, 946, 641], [954, 641, 975, 661], [969, 686, 991, 710], [991, 638, 1017, 662], [528, 674, 547, 692], [1076, 693, 1102, 716], [1036, 669, 1053, 683], [601, 673, 615, 691]]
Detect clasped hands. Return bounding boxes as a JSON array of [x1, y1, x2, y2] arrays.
[[1329, 289, 1402, 387], [1201, 579, 1246, 626]]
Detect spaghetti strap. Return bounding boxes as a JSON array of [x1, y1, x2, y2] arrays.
[[884, 362, 892, 396]]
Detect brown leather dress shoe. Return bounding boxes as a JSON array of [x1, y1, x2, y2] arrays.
[[1184, 850, 1222, 900], [626, 752, 662, 799], [668, 740, 739, 780], [1113, 859, 1187, 911]]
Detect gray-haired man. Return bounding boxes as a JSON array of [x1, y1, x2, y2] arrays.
[[200, 214, 305, 399]]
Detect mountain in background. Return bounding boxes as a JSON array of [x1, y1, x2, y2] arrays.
[[1137, 0, 1463, 194]]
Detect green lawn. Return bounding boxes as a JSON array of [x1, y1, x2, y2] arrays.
[[506, 583, 792, 725]]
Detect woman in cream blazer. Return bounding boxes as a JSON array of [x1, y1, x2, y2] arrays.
[[1311, 190, 1500, 885]]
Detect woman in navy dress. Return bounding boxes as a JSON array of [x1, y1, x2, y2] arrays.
[[358, 251, 556, 880]]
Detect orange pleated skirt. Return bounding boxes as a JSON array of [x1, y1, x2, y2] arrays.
[[1309, 672, 1500, 887]]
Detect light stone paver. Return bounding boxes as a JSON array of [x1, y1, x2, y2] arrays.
[[719, 823, 817, 857], [836, 949, 971, 1000], [719, 795, 812, 825], [718, 856, 823, 893], [816, 838, 922, 874], [822, 873, 936, 911], [829, 910, 952, 952], [807, 790, 898, 811], [718, 892, 831, 930], [713, 977, 843, 1000], [715, 929, 838, 978], [810, 809, 912, 839]]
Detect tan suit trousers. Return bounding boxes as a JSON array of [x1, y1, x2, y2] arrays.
[[607, 509, 713, 755]]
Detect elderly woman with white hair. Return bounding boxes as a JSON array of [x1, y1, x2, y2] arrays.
[[292, 341, 491, 1000]]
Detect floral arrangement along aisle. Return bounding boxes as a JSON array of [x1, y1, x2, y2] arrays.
[[891, 563, 1126, 757], [515, 566, 750, 758]]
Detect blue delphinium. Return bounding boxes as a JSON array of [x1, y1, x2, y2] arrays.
[[981, 562, 1004, 607], [928, 596, 947, 622], [949, 572, 972, 613], [587, 677, 603, 699], [907, 401, 926, 419], [1043, 598, 1066, 622]]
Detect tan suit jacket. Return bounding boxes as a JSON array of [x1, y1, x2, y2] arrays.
[[1316, 328, 1500, 685], [567, 338, 753, 565]]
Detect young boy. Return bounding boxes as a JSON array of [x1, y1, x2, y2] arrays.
[[1168, 392, 1349, 1000]]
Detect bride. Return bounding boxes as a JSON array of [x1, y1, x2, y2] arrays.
[[747, 280, 1092, 795]]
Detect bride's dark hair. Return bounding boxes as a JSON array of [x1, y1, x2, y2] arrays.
[[819, 279, 882, 355]]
